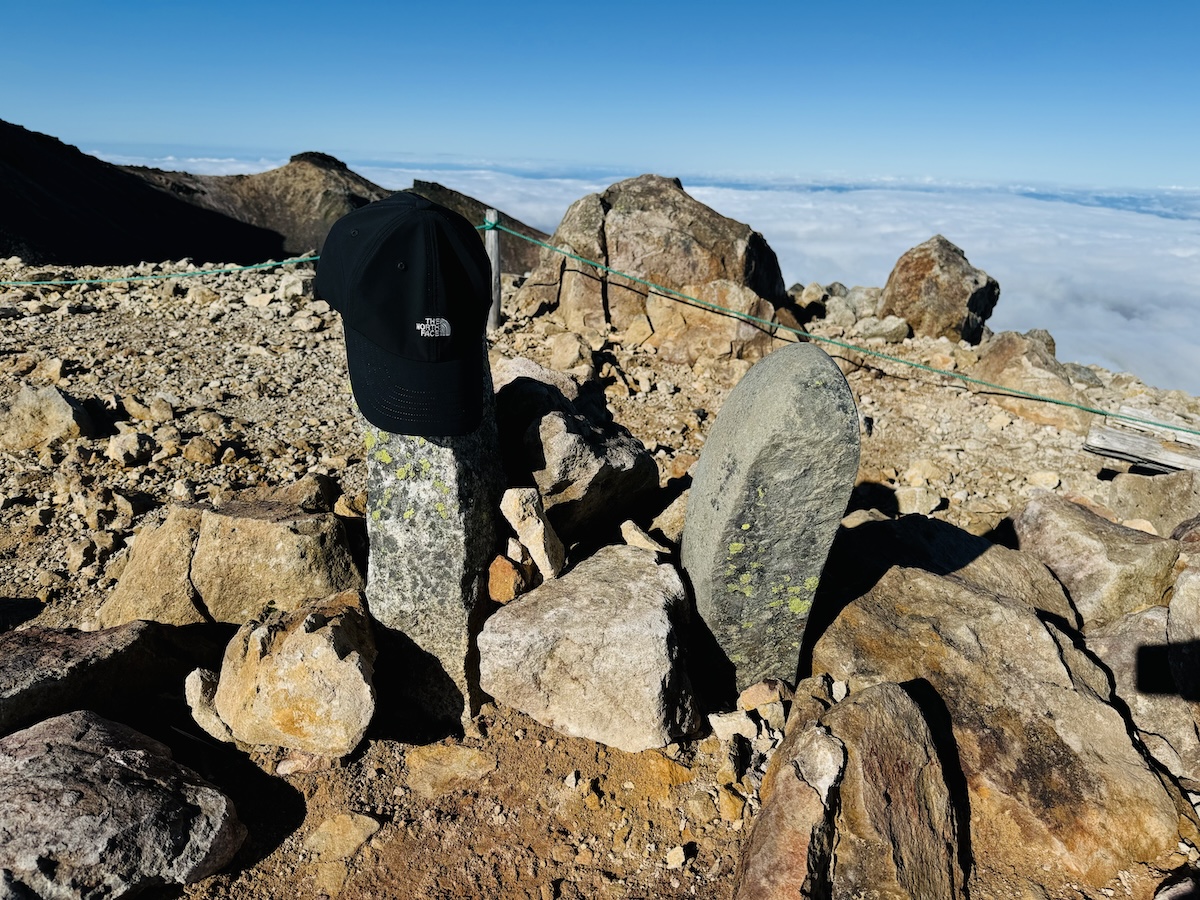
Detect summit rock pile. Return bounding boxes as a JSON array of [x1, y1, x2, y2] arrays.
[[2, 170, 1200, 898]]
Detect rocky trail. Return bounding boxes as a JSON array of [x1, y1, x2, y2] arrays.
[[3, 174, 1200, 899]]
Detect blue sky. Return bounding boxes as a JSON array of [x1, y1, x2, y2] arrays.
[[3, 0, 1197, 188]]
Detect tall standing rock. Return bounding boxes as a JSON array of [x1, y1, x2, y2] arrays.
[[362, 403, 503, 729], [681, 342, 859, 693], [511, 175, 788, 370], [878, 234, 998, 344]]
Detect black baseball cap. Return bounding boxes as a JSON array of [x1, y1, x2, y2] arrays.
[[316, 192, 492, 436]]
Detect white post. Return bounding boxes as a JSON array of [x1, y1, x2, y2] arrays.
[[485, 208, 501, 331]]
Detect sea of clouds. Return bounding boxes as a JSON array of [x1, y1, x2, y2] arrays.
[[101, 151, 1200, 397]]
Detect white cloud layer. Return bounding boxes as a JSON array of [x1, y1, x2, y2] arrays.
[[99, 152, 1200, 396]]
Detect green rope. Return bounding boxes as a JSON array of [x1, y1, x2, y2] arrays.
[[484, 221, 1200, 441], [0, 256, 319, 287]]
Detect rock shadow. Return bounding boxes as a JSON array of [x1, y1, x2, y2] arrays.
[[899, 678, 974, 887], [0, 598, 42, 633], [368, 625, 464, 744], [799, 515, 995, 678]]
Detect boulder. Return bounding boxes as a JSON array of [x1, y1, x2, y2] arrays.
[[736, 683, 964, 900], [818, 514, 1079, 628], [0, 711, 244, 897], [1168, 566, 1200, 707], [362, 397, 504, 729], [681, 342, 859, 693], [493, 356, 658, 543], [878, 234, 998, 344], [1106, 469, 1200, 538], [970, 331, 1095, 433], [1088, 607, 1200, 791], [0, 621, 214, 738], [1012, 492, 1180, 631], [0, 383, 94, 452], [478, 545, 700, 753], [511, 175, 787, 368], [812, 566, 1192, 898], [190, 500, 364, 624], [213, 590, 376, 756], [97, 505, 207, 628]]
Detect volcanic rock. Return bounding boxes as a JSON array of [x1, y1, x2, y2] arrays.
[[878, 234, 998, 343]]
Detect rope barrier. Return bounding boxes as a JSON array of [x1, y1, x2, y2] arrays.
[[0, 256, 319, 287], [4, 220, 1195, 441], [480, 220, 1200, 441]]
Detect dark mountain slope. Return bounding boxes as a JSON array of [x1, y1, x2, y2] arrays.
[[0, 120, 284, 266]]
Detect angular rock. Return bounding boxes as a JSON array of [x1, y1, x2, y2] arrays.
[[852, 314, 909, 342], [812, 566, 1191, 898], [478, 545, 700, 752], [878, 234, 998, 343], [185, 668, 233, 743], [97, 505, 206, 628], [737, 682, 964, 900], [971, 331, 1095, 433], [511, 174, 787, 368], [362, 402, 503, 728], [0, 383, 94, 452], [1168, 566, 1200, 708], [820, 514, 1079, 628], [681, 342, 859, 692], [499, 487, 565, 579], [493, 356, 658, 543], [1013, 491, 1180, 631], [213, 590, 376, 756], [1088, 607, 1200, 790], [404, 744, 496, 799], [190, 499, 363, 624], [0, 621, 200, 737], [0, 711, 244, 897], [1108, 469, 1200, 538], [106, 430, 156, 466]]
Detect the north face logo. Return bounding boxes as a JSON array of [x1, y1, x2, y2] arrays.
[[415, 317, 451, 337]]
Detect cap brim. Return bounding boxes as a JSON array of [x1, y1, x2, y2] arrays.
[[343, 324, 485, 437]]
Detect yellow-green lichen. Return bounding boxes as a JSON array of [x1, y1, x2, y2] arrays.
[[739, 573, 752, 584], [374, 449, 393, 465], [789, 597, 812, 615], [728, 542, 745, 555], [363, 430, 377, 451], [371, 510, 381, 521], [403, 508, 415, 520], [435, 502, 447, 519], [726, 583, 753, 598], [741, 523, 751, 530], [420, 459, 432, 474], [804, 576, 820, 591]]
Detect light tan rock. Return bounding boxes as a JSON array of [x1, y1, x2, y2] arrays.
[[1013, 491, 1180, 631], [303, 813, 380, 860], [499, 487, 565, 580], [185, 668, 232, 743], [0, 384, 94, 452], [812, 566, 1192, 898], [190, 500, 363, 624], [404, 744, 496, 799], [971, 331, 1095, 433], [97, 506, 206, 628], [213, 591, 376, 756]]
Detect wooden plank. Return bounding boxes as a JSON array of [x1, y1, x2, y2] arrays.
[[1084, 423, 1200, 472], [1109, 405, 1200, 450]]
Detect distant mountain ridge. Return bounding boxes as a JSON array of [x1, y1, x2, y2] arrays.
[[0, 119, 549, 271], [0, 120, 285, 266]]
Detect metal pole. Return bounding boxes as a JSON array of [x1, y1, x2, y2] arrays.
[[485, 208, 501, 332]]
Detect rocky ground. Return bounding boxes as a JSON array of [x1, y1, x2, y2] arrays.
[[3, 253, 1200, 899]]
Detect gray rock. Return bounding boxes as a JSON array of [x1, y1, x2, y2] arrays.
[[1088, 607, 1200, 790], [362, 397, 503, 728], [1013, 491, 1180, 631], [878, 234, 998, 344], [852, 314, 910, 342], [213, 590, 376, 756], [822, 295, 856, 328], [0, 622, 183, 737], [0, 711, 244, 897], [844, 285, 882, 319], [0, 384, 94, 452], [1108, 469, 1200, 538], [737, 682, 964, 899], [493, 356, 657, 543], [812, 565, 1188, 898], [190, 500, 364, 624], [681, 342, 859, 691], [478, 545, 700, 752]]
